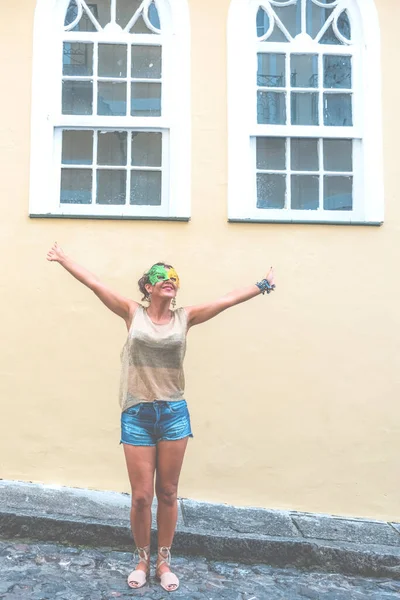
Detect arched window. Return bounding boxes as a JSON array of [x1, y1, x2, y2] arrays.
[[228, 0, 383, 224], [30, 0, 190, 219]]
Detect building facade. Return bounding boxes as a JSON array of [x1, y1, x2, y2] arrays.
[[1, 0, 399, 521]]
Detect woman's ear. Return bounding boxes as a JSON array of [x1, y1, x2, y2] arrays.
[[144, 283, 153, 296]]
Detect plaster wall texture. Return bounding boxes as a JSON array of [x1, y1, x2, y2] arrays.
[[0, 0, 398, 520]]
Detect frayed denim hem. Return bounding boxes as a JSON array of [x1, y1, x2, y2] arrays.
[[158, 433, 194, 442], [120, 440, 156, 447]]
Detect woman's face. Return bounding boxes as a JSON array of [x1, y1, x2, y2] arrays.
[[145, 265, 180, 300]]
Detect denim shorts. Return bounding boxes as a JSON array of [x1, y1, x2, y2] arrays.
[[121, 400, 193, 446]]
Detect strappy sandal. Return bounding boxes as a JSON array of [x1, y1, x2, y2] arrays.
[[127, 545, 150, 589], [156, 546, 180, 592]]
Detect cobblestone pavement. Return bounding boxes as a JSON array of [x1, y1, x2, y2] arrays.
[[0, 538, 399, 600]]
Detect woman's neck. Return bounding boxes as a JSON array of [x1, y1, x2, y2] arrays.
[[146, 299, 173, 324]]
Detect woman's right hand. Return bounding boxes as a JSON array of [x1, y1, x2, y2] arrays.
[[46, 242, 137, 327], [47, 242, 66, 263]]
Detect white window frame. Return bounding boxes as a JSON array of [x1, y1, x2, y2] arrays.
[[227, 0, 384, 225], [30, 0, 191, 220]]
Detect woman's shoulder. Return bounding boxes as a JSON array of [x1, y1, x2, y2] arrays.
[[126, 302, 144, 331], [175, 307, 189, 328]]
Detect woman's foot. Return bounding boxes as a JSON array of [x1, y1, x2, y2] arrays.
[[156, 546, 179, 592], [127, 545, 150, 589]]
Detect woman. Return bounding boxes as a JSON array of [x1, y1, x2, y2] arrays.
[[47, 242, 275, 592]]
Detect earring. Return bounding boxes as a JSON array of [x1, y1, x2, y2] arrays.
[[171, 297, 176, 309]]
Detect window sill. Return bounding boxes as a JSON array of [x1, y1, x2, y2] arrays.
[[228, 217, 383, 226], [29, 212, 190, 222]]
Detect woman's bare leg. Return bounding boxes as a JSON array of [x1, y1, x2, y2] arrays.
[[155, 437, 189, 589], [123, 444, 156, 579]]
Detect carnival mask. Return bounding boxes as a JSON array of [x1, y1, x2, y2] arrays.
[[148, 264, 180, 288]]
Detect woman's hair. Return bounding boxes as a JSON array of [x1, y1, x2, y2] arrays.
[[138, 262, 173, 301]]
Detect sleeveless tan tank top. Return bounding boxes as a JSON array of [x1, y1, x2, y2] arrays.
[[119, 305, 187, 411]]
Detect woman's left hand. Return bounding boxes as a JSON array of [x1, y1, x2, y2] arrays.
[[266, 267, 275, 288]]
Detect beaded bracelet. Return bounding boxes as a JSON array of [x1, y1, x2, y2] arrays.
[[255, 279, 276, 295]]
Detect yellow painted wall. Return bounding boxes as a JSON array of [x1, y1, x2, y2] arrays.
[[0, 0, 399, 521]]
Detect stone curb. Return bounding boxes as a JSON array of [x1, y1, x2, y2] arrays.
[[1, 480, 400, 580]]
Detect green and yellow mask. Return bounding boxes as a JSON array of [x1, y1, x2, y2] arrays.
[[148, 264, 180, 288]]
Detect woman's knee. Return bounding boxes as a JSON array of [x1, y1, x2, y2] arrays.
[[131, 490, 153, 511], [156, 484, 178, 507]]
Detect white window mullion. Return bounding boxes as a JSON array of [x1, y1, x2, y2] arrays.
[[92, 130, 98, 205], [351, 138, 363, 220], [286, 137, 291, 210], [352, 49, 362, 135], [286, 50, 291, 127], [54, 128, 63, 209], [301, 0, 307, 35], [160, 33, 169, 121], [93, 42, 98, 117], [318, 52, 323, 129], [318, 137, 323, 212], [251, 125, 361, 139], [55, 116, 170, 129], [63, 32, 162, 45], [127, 42, 132, 119], [126, 131, 132, 207], [110, 0, 117, 24], [162, 130, 170, 213]]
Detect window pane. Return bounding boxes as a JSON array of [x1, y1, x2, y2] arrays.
[[257, 92, 286, 125], [273, 4, 299, 38], [130, 171, 162, 205], [148, 1, 161, 29], [320, 12, 351, 46], [324, 176, 353, 210], [63, 43, 93, 76], [256, 7, 289, 41], [131, 132, 162, 167], [256, 7, 270, 37], [320, 24, 342, 45], [268, 23, 290, 43], [130, 2, 160, 33], [88, 0, 110, 29], [132, 46, 162, 79], [97, 170, 126, 205], [291, 93, 319, 125], [116, 0, 142, 29], [257, 54, 285, 87], [291, 55, 318, 88], [324, 56, 351, 89], [291, 139, 318, 171], [61, 169, 92, 204], [256, 138, 286, 170], [337, 10, 351, 40], [97, 132, 127, 166], [131, 14, 155, 34], [98, 44, 127, 78], [306, 0, 334, 39], [257, 174, 286, 209], [62, 131, 93, 165], [324, 140, 352, 172], [324, 94, 352, 126], [131, 83, 161, 116], [98, 82, 127, 116], [62, 81, 93, 115], [291, 175, 319, 210], [64, 0, 96, 32]]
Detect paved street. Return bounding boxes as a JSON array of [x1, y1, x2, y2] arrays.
[[0, 537, 399, 600]]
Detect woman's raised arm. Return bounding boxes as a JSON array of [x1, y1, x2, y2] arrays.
[[185, 268, 275, 328], [47, 242, 138, 326]]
